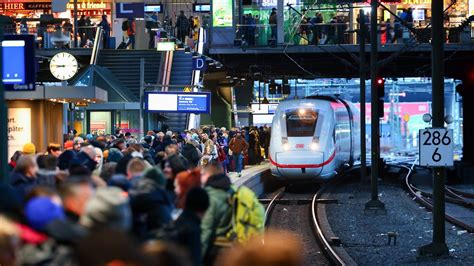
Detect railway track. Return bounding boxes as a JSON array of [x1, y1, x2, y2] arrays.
[[261, 177, 352, 266], [404, 163, 474, 233]]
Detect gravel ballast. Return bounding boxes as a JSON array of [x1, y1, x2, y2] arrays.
[[326, 180, 474, 265]]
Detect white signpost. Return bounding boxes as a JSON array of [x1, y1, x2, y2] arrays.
[[419, 128, 454, 166]]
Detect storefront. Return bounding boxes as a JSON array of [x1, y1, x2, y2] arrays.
[[5, 85, 107, 157], [0, 1, 112, 35]]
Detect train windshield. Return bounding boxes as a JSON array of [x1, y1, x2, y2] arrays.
[[285, 109, 318, 137]]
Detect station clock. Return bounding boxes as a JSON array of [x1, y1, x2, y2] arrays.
[[50, 52, 79, 81]]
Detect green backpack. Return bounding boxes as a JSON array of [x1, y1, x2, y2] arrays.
[[226, 185, 265, 243]]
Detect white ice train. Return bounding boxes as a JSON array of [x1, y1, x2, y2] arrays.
[[269, 96, 361, 180]]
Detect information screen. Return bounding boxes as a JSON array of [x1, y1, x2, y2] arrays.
[[145, 4, 162, 13], [146, 92, 211, 114], [2, 40, 25, 84], [194, 4, 210, 12], [3, 34, 35, 91]]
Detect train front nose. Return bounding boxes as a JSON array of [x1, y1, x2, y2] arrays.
[[271, 151, 326, 179]]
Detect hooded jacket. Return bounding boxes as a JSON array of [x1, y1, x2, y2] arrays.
[[182, 142, 201, 167], [201, 174, 233, 258], [10, 171, 37, 199], [129, 178, 173, 239]]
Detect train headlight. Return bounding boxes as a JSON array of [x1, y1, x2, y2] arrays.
[[283, 143, 290, 151], [310, 142, 319, 151]]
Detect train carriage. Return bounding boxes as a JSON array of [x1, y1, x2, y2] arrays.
[[269, 96, 360, 180]]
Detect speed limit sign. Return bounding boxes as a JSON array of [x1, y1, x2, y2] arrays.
[[419, 128, 454, 166]]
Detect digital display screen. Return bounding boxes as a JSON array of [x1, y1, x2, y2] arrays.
[[413, 10, 425, 21], [145, 4, 162, 13], [3, 34, 35, 91], [3, 40, 25, 84], [146, 92, 211, 113], [194, 4, 211, 12]]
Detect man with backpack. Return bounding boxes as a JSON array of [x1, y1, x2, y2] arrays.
[[200, 161, 264, 266]]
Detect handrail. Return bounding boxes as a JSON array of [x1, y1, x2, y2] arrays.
[[90, 26, 104, 65]]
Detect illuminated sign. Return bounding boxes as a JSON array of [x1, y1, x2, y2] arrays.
[[259, 0, 299, 7], [212, 0, 232, 27], [194, 4, 211, 12], [3, 35, 35, 91], [156, 42, 175, 51], [401, 0, 431, 4], [66, 2, 107, 9], [145, 4, 163, 13], [146, 92, 211, 114]]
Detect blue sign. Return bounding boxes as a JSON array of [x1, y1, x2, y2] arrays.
[[116, 3, 145, 18], [3, 34, 35, 91], [192, 57, 206, 71], [146, 91, 211, 114]]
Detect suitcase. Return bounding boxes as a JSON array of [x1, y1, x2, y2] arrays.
[[117, 41, 127, 49]]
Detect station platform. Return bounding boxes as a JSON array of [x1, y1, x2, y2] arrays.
[[229, 160, 270, 188]]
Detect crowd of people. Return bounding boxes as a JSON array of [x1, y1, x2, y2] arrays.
[[0, 125, 283, 266]]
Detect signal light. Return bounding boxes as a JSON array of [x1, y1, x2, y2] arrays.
[[375, 77, 385, 118]]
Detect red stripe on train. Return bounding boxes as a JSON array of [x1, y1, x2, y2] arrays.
[[269, 150, 336, 169]]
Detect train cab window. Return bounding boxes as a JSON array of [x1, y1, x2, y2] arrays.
[[285, 109, 318, 137]]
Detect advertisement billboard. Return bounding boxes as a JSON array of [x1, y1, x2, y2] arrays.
[[212, 0, 232, 27], [7, 108, 31, 160], [146, 91, 211, 114]]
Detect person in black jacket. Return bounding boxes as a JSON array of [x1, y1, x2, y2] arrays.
[[181, 139, 201, 167], [129, 171, 173, 240], [175, 187, 209, 266], [9, 155, 38, 200]]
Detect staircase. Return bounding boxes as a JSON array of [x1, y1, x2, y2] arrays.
[[97, 50, 162, 98], [165, 50, 194, 132]]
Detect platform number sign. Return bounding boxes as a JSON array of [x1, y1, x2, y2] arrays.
[[419, 128, 453, 166]]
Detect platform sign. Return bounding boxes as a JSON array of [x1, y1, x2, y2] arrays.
[[115, 3, 144, 18], [192, 56, 206, 71], [146, 91, 211, 114], [419, 128, 453, 166]]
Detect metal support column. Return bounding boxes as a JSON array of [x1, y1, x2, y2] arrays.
[[0, 28, 7, 183], [74, 0, 78, 47], [417, 0, 449, 256], [359, 9, 367, 183], [140, 58, 145, 137], [365, 0, 386, 211]]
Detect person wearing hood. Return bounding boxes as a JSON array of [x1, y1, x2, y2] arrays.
[[200, 161, 233, 266], [181, 139, 202, 168], [80, 187, 132, 232], [128, 166, 173, 240], [9, 155, 38, 199]]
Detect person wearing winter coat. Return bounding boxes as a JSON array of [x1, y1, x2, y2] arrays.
[[200, 161, 233, 266], [9, 155, 38, 199], [181, 139, 202, 168], [174, 187, 209, 266], [229, 132, 248, 177]]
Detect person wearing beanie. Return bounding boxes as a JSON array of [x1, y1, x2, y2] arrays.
[[22, 143, 36, 155], [107, 148, 124, 163], [143, 167, 166, 188], [80, 187, 132, 231], [64, 140, 74, 151], [25, 197, 65, 232]]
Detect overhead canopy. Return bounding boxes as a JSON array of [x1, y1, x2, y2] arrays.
[[6, 85, 108, 104], [70, 65, 139, 102]]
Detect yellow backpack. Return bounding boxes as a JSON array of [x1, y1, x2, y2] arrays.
[[226, 185, 265, 243]]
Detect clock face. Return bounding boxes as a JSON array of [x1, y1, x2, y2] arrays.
[[50, 52, 78, 80]]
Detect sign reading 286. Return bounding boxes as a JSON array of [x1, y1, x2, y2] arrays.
[[419, 128, 453, 166]]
